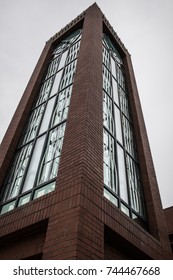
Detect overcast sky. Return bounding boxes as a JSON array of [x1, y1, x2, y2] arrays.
[[0, 0, 173, 208]]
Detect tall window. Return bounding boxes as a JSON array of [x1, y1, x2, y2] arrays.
[[0, 29, 82, 215], [103, 34, 146, 223]]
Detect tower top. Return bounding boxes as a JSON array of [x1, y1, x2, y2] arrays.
[[47, 2, 129, 55]]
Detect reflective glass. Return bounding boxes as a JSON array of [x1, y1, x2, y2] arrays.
[[126, 155, 143, 214], [66, 40, 81, 64], [122, 116, 136, 158], [1, 200, 15, 214], [104, 188, 118, 206], [59, 60, 77, 90], [36, 78, 53, 106], [34, 181, 56, 199], [103, 47, 110, 69], [111, 57, 116, 78], [112, 77, 119, 106], [39, 96, 56, 134], [50, 69, 63, 96], [45, 56, 60, 79], [119, 88, 130, 119], [103, 65, 111, 96], [58, 50, 68, 70], [103, 130, 117, 193], [51, 86, 72, 127], [117, 65, 125, 90], [120, 203, 130, 216], [18, 193, 31, 207], [102, 33, 145, 221], [103, 92, 114, 135], [19, 104, 45, 145], [114, 105, 123, 144], [117, 144, 128, 203], [22, 135, 46, 192], [38, 123, 66, 184], [2, 143, 33, 201]]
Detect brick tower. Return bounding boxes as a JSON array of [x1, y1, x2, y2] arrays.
[[0, 3, 171, 259]]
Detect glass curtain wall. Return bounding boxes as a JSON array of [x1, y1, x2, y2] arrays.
[[0, 29, 82, 214], [102, 33, 146, 223]]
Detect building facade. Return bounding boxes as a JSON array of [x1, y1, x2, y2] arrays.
[[0, 3, 172, 259]]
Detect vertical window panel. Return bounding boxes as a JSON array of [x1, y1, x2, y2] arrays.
[[126, 155, 143, 215], [103, 130, 117, 193], [103, 92, 114, 135], [111, 57, 116, 78], [37, 123, 66, 184], [122, 116, 136, 158], [58, 50, 68, 70], [103, 33, 145, 222], [51, 86, 72, 127], [103, 65, 112, 97], [50, 69, 63, 97], [39, 96, 56, 134], [2, 143, 33, 201], [112, 77, 119, 106], [36, 78, 53, 106], [103, 47, 110, 69], [114, 105, 123, 144], [45, 56, 60, 79], [59, 60, 77, 90], [22, 135, 46, 193], [119, 88, 130, 119], [66, 40, 81, 64], [117, 144, 128, 203], [117, 65, 125, 90], [19, 104, 45, 146]]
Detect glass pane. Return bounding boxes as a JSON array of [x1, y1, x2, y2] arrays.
[[117, 65, 125, 90], [59, 60, 77, 90], [103, 129, 117, 193], [103, 65, 111, 97], [117, 144, 128, 203], [104, 188, 118, 206], [121, 203, 130, 216], [103, 91, 114, 135], [126, 155, 143, 215], [103, 46, 110, 69], [114, 105, 123, 144], [50, 70, 63, 96], [45, 56, 60, 79], [19, 104, 45, 146], [38, 123, 66, 184], [122, 116, 136, 158], [18, 193, 31, 206], [39, 96, 56, 134], [22, 135, 46, 192], [111, 57, 116, 78], [2, 143, 33, 201], [34, 181, 56, 199], [66, 40, 81, 64], [112, 77, 119, 106], [119, 88, 129, 119], [36, 78, 53, 106], [58, 50, 68, 70], [51, 86, 72, 127], [1, 200, 15, 214]]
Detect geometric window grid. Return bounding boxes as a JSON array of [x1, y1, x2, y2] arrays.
[[0, 29, 82, 215], [103, 33, 146, 223]]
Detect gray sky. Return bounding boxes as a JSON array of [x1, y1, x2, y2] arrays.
[[0, 0, 173, 208]]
